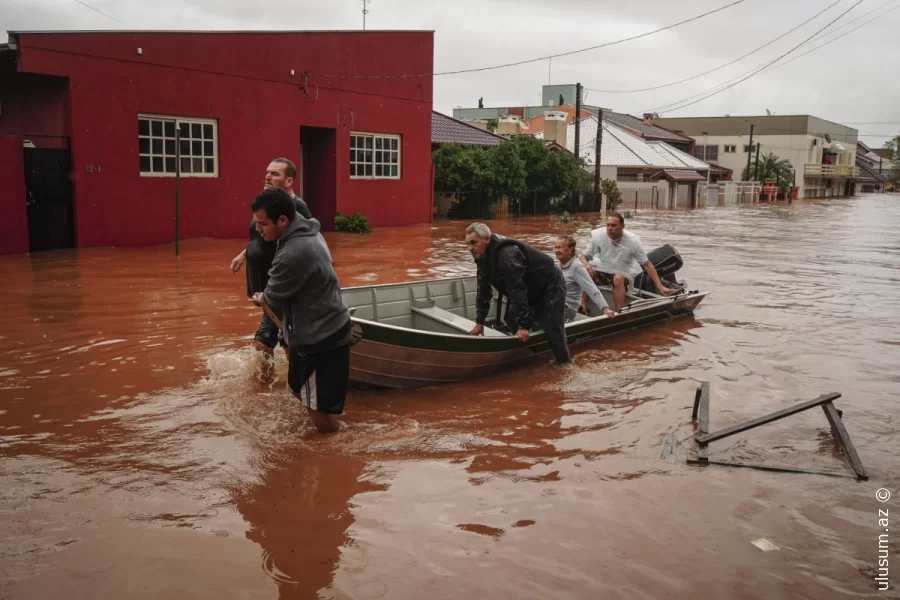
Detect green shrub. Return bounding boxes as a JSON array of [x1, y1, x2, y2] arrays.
[[334, 211, 371, 234]]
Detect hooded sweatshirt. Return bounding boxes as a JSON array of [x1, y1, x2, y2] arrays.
[[262, 214, 351, 354]]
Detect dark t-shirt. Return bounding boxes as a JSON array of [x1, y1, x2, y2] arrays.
[[245, 196, 312, 297]]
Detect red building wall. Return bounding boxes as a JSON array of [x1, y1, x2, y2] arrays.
[[0, 135, 29, 254], [9, 31, 434, 248]]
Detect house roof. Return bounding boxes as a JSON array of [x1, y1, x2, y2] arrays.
[[431, 111, 505, 147], [654, 170, 706, 182], [645, 141, 710, 170], [524, 104, 593, 134], [533, 116, 711, 170], [857, 161, 889, 182], [605, 112, 693, 143]]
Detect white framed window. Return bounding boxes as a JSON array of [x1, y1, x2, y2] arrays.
[[350, 132, 400, 179], [138, 114, 218, 177], [723, 145, 737, 153], [743, 143, 757, 153]]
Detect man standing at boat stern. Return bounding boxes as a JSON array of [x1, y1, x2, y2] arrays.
[[251, 187, 352, 434], [465, 223, 571, 365]]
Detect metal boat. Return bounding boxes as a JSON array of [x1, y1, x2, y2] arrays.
[[341, 275, 708, 389]]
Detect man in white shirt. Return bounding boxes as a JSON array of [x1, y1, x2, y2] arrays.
[[579, 212, 675, 310]]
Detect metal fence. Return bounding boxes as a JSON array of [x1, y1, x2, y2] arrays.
[[433, 181, 760, 222], [697, 181, 759, 207]]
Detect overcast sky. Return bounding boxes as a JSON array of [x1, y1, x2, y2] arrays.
[[2, 0, 899, 145]]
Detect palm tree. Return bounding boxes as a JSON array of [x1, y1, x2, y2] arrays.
[[742, 152, 795, 187]]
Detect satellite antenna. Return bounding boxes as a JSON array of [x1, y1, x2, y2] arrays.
[[824, 133, 833, 143]]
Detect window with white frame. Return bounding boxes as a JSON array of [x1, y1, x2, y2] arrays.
[[138, 114, 218, 177], [723, 144, 737, 153], [350, 132, 400, 179], [743, 143, 757, 153]]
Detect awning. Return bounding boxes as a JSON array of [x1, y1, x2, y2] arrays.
[[657, 170, 706, 182]]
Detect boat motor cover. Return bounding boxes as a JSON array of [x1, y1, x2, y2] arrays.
[[645, 244, 683, 276], [633, 245, 684, 292]]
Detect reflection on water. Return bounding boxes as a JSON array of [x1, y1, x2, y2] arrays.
[[2, 196, 900, 599]]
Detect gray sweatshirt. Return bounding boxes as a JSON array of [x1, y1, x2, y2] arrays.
[[557, 257, 610, 314], [262, 214, 351, 353]]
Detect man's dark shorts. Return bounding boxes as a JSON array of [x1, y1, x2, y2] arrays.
[[254, 313, 286, 349], [592, 271, 630, 289], [287, 342, 351, 415]]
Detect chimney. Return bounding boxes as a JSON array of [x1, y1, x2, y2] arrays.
[[543, 111, 568, 144], [643, 113, 655, 126], [497, 115, 524, 135]]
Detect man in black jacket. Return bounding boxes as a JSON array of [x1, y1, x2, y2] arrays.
[[465, 222, 571, 364], [230, 158, 312, 355]]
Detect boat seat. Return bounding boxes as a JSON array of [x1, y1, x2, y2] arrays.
[[411, 305, 507, 337]]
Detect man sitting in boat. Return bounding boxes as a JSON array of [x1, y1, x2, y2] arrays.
[[579, 212, 675, 311], [554, 235, 616, 322], [465, 223, 571, 365]]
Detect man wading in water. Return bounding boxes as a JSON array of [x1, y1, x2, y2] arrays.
[[250, 187, 352, 434], [231, 158, 312, 358]]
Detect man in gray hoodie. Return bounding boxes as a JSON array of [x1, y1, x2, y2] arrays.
[[250, 187, 352, 433]]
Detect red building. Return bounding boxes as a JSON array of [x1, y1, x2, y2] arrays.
[[0, 30, 434, 254]]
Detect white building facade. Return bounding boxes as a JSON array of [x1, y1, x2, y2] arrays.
[[654, 115, 859, 199]]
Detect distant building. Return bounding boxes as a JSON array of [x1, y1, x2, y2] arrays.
[[653, 115, 859, 199], [855, 140, 891, 193]]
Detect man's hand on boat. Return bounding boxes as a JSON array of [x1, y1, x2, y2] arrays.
[[658, 285, 677, 296], [516, 329, 530, 342], [468, 324, 485, 336]]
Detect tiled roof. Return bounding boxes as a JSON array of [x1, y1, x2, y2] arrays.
[[524, 104, 593, 135], [645, 141, 710, 170], [535, 116, 712, 171], [431, 111, 505, 147], [605, 112, 692, 143]]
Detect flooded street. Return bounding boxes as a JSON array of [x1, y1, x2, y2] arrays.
[[2, 195, 899, 599]]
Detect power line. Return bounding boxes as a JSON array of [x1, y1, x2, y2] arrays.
[[316, 0, 752, 79], [754, 0, 900, 76], [73, 0, 131, 27], [643, 0, 865, 115], [585, 0, 843, 94], [640, 0, 896, 115]]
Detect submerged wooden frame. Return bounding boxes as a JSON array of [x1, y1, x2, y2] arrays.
[[687, 383, 868, 481]]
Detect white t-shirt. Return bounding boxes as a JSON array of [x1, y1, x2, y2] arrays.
[[583, 228, 648, 278]]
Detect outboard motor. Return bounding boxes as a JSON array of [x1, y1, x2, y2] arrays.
[[633, 244, 685, 293]]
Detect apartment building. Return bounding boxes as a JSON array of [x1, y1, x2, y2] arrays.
[[653, 115, 859, 199]]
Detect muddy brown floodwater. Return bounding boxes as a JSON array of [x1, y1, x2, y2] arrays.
[[2, 195, 900, 600]]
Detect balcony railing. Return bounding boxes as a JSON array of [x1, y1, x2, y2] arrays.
[[805, 164, 860, 178]]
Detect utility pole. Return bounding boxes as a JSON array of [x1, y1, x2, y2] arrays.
[[573, 82, 582, 212], [754, 143, 761, 183], [745, 124, 755, 180], [362, 0, 369, 30], [594, 108, 604, 214]]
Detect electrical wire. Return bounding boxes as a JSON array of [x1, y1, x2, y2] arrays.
[[315, 0, 752, 79], [639, 0, 897, 115], [73, 0, 131, 27], [753, 0, 900, 76], [642, 0, 866, 115], [585, 0, 843, 94]]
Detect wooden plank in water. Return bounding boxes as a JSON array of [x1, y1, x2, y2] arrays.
[[696, 382, 710, 462], [821, 401, 868, 481], [686, 458, 854, 479], [697, 392, 841, 445]]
